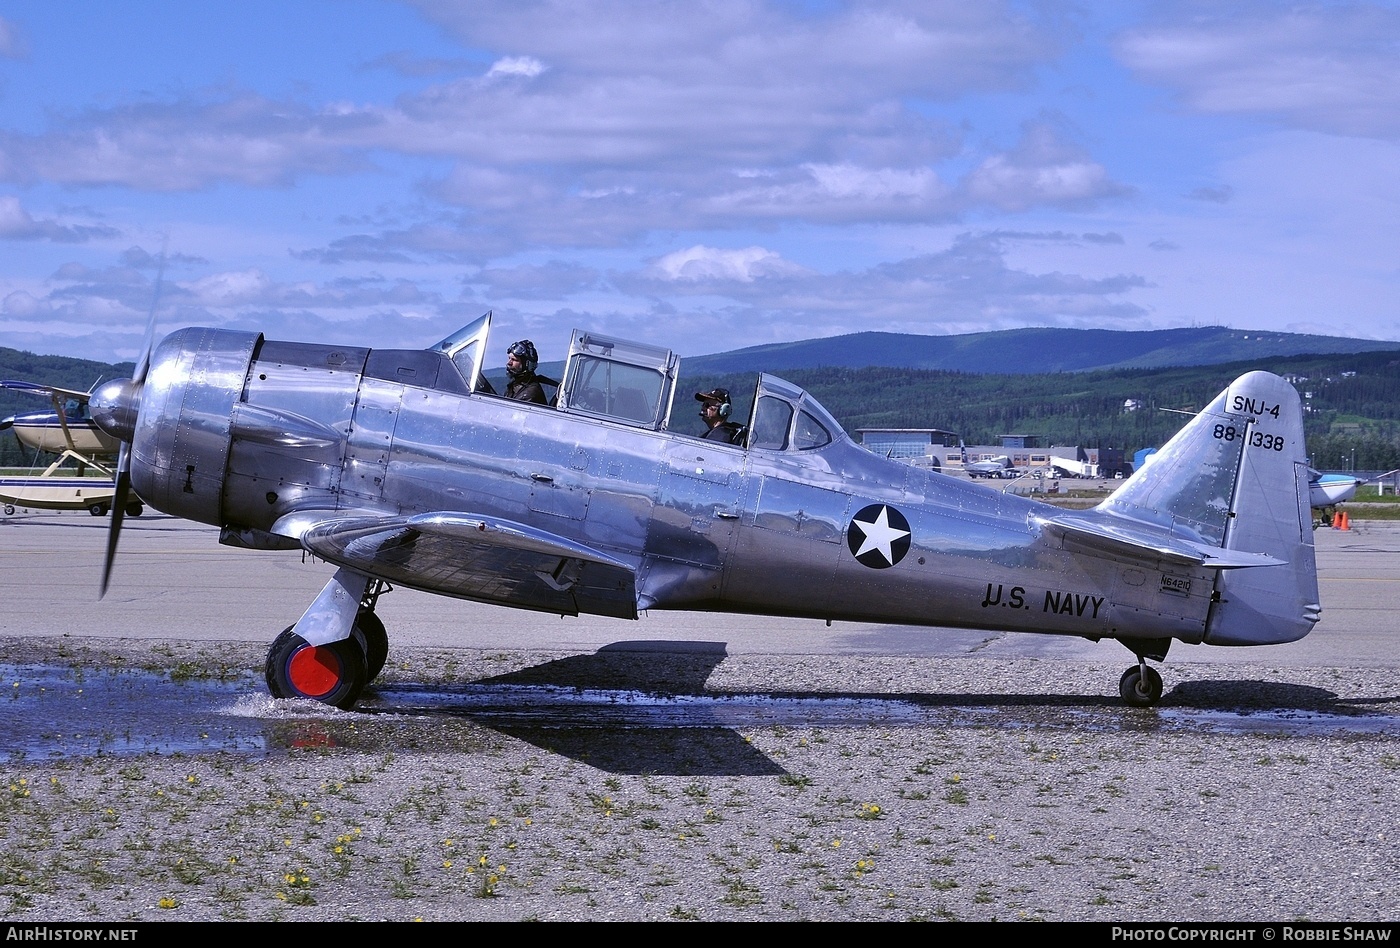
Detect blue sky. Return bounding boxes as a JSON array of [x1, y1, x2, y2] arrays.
[[0, 0, 1397, 364]]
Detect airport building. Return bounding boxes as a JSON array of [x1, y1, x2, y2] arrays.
[[854, 428, 1128, 478]]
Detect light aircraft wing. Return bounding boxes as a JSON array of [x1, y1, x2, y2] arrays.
[[272, 510, 639, 619], [1037, 511, 1284, 569], [0, 379, 96, 402]]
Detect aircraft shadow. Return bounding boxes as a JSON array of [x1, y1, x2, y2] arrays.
[[356, 640, 1400, 776], [366, 641, 785, 777]]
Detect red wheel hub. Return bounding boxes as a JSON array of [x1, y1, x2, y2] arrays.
[[286, 644, 342, 698]]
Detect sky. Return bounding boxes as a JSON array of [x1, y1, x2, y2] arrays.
[[0, 0, 1397, 365]]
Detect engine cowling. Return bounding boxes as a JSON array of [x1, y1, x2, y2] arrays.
[[127, 327, 263, 527]]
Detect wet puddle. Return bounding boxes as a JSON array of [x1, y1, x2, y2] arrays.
[[3, 662, 1398, 763]]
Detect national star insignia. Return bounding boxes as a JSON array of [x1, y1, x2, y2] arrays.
[[847, 504, 912, 568]]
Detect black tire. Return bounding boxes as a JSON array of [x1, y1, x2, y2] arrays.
[[3, 504, 13, 516], [126, 501, 144, 517], [352, 610, 388, 682], [1119, 665, 1163, 707], [265, 625, 366, 710], [89, 502, 109, 517]]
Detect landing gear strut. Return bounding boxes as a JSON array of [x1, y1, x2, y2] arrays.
[[1115, 637, 1169, 707], [264, 572, 392, 709]]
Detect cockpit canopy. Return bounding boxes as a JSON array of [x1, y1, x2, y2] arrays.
[[557, 330, 679, 430], [432, 312, 846, 450]]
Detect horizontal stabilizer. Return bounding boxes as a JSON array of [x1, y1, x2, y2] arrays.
[[1039, 512, 1283, 569]]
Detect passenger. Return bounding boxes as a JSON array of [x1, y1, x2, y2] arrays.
[[504, 340, 548, 404], [696, 388, 742, 443]]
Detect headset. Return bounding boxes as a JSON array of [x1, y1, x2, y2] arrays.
[[696, 389, 731, 419]]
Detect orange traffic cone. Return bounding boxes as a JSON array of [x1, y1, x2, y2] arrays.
[[1337, 510, 1351, 531]]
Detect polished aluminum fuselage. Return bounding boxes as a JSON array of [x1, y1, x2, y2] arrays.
[[125, 327, 1311, 648]]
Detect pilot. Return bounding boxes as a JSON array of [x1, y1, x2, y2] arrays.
[[504, 340, 548, 404], [696, 388, 742, 443]]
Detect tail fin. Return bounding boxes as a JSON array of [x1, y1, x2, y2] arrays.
[[1099, 371, 1319, 645]]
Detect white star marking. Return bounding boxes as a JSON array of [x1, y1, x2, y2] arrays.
[[851, 506, 910, 563]]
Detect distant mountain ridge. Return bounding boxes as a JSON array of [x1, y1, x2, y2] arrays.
[[682, 326, 1400, 376]]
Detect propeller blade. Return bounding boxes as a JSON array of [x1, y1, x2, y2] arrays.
[[132, 243, 165, 385], [100, 444, 131, 598], [100, 241, 165, 597]]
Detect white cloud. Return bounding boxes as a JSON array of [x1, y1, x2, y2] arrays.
[[647, 245, 805, 283], [1116, 4, 1400, 139], [0, 195, 120, 242], [484, 56, 545, 79]]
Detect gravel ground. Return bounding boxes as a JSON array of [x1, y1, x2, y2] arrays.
[[1, 635, 1398, 922]]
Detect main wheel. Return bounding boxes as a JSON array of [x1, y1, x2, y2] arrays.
[[1119, 665, 1164, 707], [125, 501, 144, 517], [265, 626, 366, 709], [352, 610, 388, 682]]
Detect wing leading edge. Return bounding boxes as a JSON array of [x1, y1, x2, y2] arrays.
[[274, 510, 639, 619]]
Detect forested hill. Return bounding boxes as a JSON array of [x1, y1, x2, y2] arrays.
[[678, 349, 1400, 471], [683, 326, 1400, 376], [8, 326, 1400, 469]]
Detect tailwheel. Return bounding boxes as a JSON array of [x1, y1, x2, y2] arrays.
[[352, 609, 388, 683], [1119, 664, 1163, 708], [265, 625, 366, 710]]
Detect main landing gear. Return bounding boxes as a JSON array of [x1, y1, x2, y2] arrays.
[[1116, 637, 1169, 707], [1119, 663, 1164, 707], [265, 571, 391, 710]]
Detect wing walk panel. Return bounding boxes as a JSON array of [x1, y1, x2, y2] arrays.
[[282, 511, 639, 619]]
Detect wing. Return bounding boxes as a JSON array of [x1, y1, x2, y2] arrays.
[[0, 380, 95, 402], [273, 509, 639, 619]]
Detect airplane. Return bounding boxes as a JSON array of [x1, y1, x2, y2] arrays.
[[0, 380, 139, 516], [0, 380, 121, 460], [85, 312, 1320, 711], [959, 443, 1016, 479], [1310, 470, 1361, 508]]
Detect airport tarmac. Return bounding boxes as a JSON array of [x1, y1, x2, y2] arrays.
[[0, 509, 1394, 668], [2, 510, 1400, 922]]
